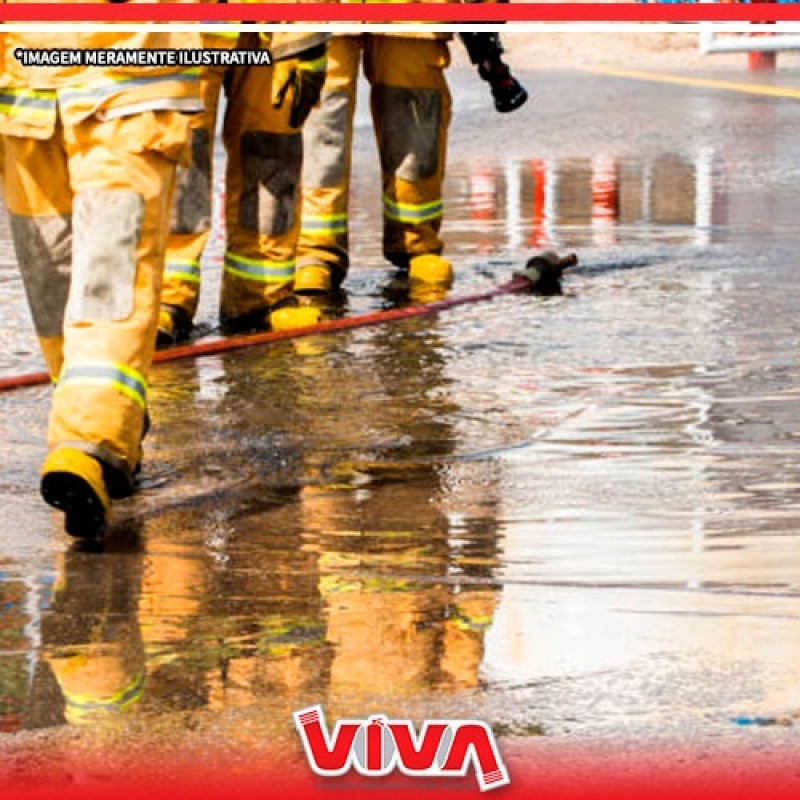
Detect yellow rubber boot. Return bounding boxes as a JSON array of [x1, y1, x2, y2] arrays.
[[40, 448, 111, 540], [269, 305, 323, 332], [408, 254, 454, 303], [408, 254, 453, 286], [156, 305, 193, 349], [294, 264, 333, 296]]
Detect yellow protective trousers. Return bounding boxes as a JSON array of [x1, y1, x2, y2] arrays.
[[1, 110, 187, 488], [163, 38, 305, 321], [298, 35, 452, 279]]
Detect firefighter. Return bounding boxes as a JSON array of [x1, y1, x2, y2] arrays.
[[0, 19, 204, 539], [295, 22, 528, 302], [157, 26, 329, 345]]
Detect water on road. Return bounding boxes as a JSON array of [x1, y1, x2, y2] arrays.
[[2, 54, 800, 773]]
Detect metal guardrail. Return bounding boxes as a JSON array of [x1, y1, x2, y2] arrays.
[[694, 0, 800, 58]]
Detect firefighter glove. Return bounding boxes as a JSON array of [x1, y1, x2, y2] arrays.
[[479, 61, 529, 114], [271, 44, 328, 129]]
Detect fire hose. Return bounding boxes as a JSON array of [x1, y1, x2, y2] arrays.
[[0, 252, 577, 395]]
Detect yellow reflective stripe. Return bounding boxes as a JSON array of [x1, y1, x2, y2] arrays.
[[65, 670, 145, 717], [383, 194, 443, 224], [0, 88, 57, 120], [299, 54, 328, 74], [223, 250, 295, 283], [453, 614, 494, 633], [56, 362, 148, 410], [319, 575, 415, 596]]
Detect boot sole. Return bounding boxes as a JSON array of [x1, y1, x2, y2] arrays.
[[41, 471, 108, 540]]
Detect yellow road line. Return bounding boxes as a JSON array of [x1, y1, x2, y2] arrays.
[[585, 66, 800, 100]]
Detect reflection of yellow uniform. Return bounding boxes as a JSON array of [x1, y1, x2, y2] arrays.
[[0, 20, 203, 535], [297, 21, 454, 294], [161, 29, 329, 339], [42, 551, 146, 727], [291, 319, 499, 712]]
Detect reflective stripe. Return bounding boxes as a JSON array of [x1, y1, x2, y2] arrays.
[[382, 195, 444, 224], [64, 670, 145, 718], [98, 97, 204, 121], [164, 259, 202, 283], [56, 362, 148, 410], [319, 575, 417, 596], [300, 213, 348, 236], [298, 54, 327, 74], [58, 70, 200, 114], [453, 613, 494, 633], [223, 250, 295, 283], [0, 88, 57, 120]]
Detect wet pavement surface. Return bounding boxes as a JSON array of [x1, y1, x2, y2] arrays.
[[2, 50, 800, 775]]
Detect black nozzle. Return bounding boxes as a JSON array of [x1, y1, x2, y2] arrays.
[[514, 252, 578, 295], [478, 61, 529, 114]]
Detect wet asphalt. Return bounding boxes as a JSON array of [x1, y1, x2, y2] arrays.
[[2, 51, 800, 779]]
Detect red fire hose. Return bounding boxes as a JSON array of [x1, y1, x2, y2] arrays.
[[0, 252, 577, 395]]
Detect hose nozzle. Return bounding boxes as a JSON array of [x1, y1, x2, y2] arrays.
[[514, 251, 578, 295]]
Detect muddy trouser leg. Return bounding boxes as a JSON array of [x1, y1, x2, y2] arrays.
[[162, 67, 225, 323], [296, 35, 363, 286], [219, 43, 305, 321], [2, 129, 73, 380], [5, 111, 185, 491], [366, 36, 452, 269]]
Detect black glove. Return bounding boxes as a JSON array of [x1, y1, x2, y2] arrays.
[[459, 32, 529, 114], [271, 44, 328, 129], [479, 60, 528, 114]]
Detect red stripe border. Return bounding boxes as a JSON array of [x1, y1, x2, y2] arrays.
[[0, 3, 798, 24]]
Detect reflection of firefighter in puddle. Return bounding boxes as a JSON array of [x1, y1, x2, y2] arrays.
[[31, 515, 331, 726], [28, 504, 214, 725], [159, 347, 338, 717], [31, 320, 501, 725], [285, 319, 502, 713], [149, 317, 504, 715], [38, 546, 147, 727]]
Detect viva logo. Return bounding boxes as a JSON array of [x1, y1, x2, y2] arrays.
[[293, 705, 510, 792]]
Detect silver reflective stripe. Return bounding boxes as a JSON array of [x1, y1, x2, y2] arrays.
[[302, 90, 351, 189], [57, 362, 148, 410], [0, 88, 58, 123], [68, 189, 143, 324], [164, 259, 201, 283], [58, 71, 200, 112], [95, 97, 204, 121], [239, 130, 303, 237], [8, 212, 72, 338], [300, 213, 348, 237], [382, 195, 443, 224], [269, 33, 330, 62], [374, 85, 442, 182], [223, 251, 295, 283]]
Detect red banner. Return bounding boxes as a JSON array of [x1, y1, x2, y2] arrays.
[[0, 2, 799, 23]]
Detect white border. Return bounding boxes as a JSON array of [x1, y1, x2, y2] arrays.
[[5, 23, 800, 34]]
